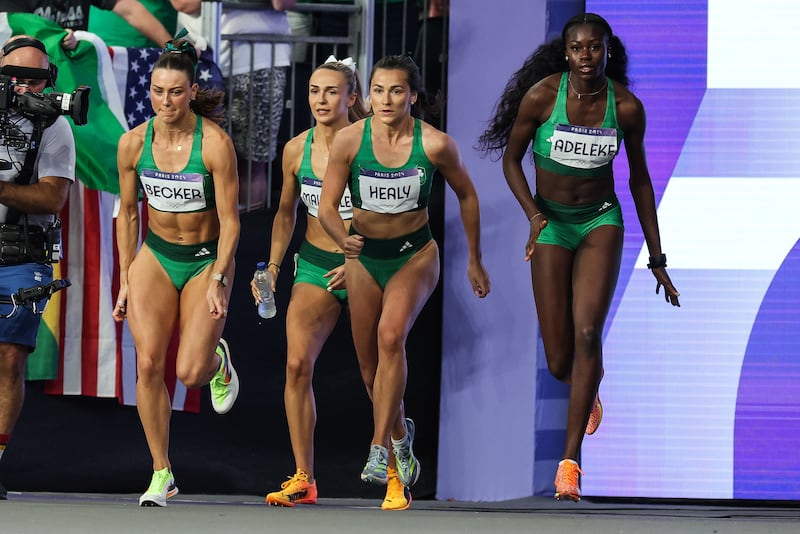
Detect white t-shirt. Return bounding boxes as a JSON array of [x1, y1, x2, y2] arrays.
[[0, 115, 75, 226], [218, 8, 292, 76], [177, 12, 208, 52]]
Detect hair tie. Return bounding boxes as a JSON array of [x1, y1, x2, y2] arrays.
[[324, 54, 356, 73], [165, 28, 198, 65], [402, 51, 417, 65]]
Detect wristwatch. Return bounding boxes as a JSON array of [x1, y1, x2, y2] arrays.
[[212, 273, 228, 287]]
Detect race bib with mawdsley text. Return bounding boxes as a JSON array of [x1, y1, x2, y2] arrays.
[[299, 176, 354, 219]]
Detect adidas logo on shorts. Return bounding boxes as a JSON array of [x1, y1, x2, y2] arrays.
[[398, 240, 414, 253], [195, 247, 212, 257]]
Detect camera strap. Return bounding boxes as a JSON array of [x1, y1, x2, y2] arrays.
[[6, 118, 44, 225]]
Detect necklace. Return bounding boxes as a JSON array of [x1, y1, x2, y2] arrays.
[[567, 73, 608, 100], [168, 127, 191, 151]]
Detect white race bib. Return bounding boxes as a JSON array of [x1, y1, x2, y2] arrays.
[[548, 124, 618, 169], [140, 169, 208, 212], [357, 167, 422, 214], [299, 176, 353, 219]]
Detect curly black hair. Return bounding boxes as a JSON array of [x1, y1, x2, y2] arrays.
[[477, 13, 629, 160]]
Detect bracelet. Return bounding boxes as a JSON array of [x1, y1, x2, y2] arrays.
[[529, 212, 543, 223], [268, 261, 281, 271], [647, 253, 667, 269]]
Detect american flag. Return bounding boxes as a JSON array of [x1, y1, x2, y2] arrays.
[[115, 47, 224, 129]]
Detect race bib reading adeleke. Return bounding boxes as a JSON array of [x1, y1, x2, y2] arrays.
[[300, 176, 353, 219], [549, 124, 618, 169], [140, 169, 208, 212], [358, 167, 423, 214]]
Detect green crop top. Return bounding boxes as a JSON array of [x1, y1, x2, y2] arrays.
[[532, 72, 623, 178], [137, 116, 215, 213], [298, 128, 354, 219], [349, 117, 436, 214]]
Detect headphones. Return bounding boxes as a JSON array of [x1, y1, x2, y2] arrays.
[[1, 37, 58, 88]]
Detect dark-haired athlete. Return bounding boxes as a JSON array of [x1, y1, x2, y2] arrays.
[[113, 36, 240, 507], [479, 13, 680, 501], [319, 54, 490, 510]]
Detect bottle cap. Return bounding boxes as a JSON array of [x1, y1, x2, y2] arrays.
[[256, 261, 266, 269]]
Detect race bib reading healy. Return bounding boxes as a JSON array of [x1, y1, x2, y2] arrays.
[[140, 169, 208, 212], [357, 167, 423, 214], [549, 124, 618, 169]]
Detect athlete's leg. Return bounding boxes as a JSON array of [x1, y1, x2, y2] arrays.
[[530, 243, 576, 382], [127, 246, 179, 471], [346, 257, 383, 402], [284, 283, 341, 478], [371, 241, 440, 449], [562, 225, 623, 460], [174, 261, 235, 388]]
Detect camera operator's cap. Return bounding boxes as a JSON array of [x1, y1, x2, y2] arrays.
[[0, 36, 57, 88]]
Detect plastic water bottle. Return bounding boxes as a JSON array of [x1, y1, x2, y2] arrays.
[[254, 262, 276, 319]]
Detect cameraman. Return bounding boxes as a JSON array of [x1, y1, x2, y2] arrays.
[[0, 35, 75, 500]]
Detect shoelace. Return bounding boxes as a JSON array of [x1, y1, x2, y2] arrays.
[[556, 463, 583, 488], [281, 472, 308, 489], [366, 447, 387, 470]]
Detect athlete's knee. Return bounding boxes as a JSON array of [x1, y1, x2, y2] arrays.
[[178, 361, 210, 388], [376, 324, 406, 358], [173, 355, 209, 388], [546, 356, 572, 382], [136, 353, 166, 382], [285, 354, 314, 384], [576, 324, 601, 352]]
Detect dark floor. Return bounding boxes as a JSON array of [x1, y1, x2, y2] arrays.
[[2, 492, 799, 534]]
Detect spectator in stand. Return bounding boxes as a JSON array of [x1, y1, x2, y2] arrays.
[[0, 0, 173, 51], [218, 0, 296, 211], [89, 0, 177, 48]]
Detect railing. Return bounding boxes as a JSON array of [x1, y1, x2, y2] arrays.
[[202, 1, 449, 212], [204, 2, 363, 211]]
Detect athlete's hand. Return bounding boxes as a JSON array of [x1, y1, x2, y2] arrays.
[[343, 233, 364, 259], [324, 264, 346, 291], [652, 267, 680, 307], [525, 216, 548, 261], [468, 259, 491, 298], [112, 286, 128, 322], [208, 279, 229, 319]]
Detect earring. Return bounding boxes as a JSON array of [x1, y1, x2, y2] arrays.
[[608, 53, 612, 59], [564, 56, 568, 61]]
